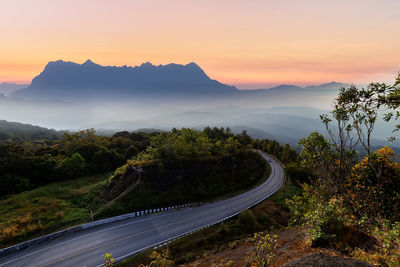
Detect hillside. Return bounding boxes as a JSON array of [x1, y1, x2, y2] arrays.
[[0, 119, 62, 142], [0, 128, 271, 248]]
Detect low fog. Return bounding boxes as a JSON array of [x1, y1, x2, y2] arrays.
[[1, 90, 399, 150]]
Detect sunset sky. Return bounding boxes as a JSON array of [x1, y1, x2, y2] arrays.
[[0, 0, 399, 88]]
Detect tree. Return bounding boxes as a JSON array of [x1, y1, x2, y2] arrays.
[[320, 89, 359, 182], [298, 132, 342, 194], [57, 152, 85, 178], [370, 73, 400, 140], [334, 85, 378, 155], [347, 146, 400, 223], [325, 73, 400, 144], [59, 129, 106, 154], [223, 137, 240, 154], [237, 130, 252, 146], [247, 232, 278, 267], [107, 137, 134, 155]]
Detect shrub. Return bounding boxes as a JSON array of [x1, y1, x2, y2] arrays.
[[139, 249, 174, 267], [347, 147, 400, 223], [247, 232, 278, 267], [56, 152, 85, 178], [237, 210, 261, 233], [286, 185, 347, 245], [103, 252, 114, 267], [352, 221, 400, 266]]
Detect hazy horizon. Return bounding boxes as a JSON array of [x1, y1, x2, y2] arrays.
[[0, 58, 395, 90], [1, 0, 400, 87], [0, 58, 350, 90], [1, 0, 399, 148]]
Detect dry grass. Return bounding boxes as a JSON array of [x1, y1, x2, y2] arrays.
[[0, 174, 109, 248]]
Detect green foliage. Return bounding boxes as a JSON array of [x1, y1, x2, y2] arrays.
[[297, 132, 358, 195], [237, 210, 261, 233], [378, 221, 400, 259], [0, 129, 154, 197], [247, 232, 277, 267], [0, 174, 109, 248], [0, 119, 62, 142], [102, 151, 267, 217], [348, 147, 400, 223], [287, 74, 400, 265], [353, 220, 400, 267], [284, 162, 312, 184], [57, 153, 85, 178], [135, 127, 253, 163], [59, 129, 106, 153], [272, 177, 302, 209], [144, 249, 174, 267], [331, 72, 400, 141], [252, 138, 297, 164], [286, 185, 347, 244], [298, 132, 333, 172]]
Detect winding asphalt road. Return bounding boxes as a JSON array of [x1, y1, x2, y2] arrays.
[[0, 151, 285, 267]]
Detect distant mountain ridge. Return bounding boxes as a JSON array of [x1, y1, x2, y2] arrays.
[[0, 83, 29, 96], [244, 81, 348, 94], [12, 60, 237, 100], [10, 59, 349, 101], [0, 119, 62, 142]]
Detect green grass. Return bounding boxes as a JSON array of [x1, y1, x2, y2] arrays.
[[0, 151, 276, 252], [0, 173, 110, 248], [0, 153, 270, 249], [116, 176, 302, 266], [272, 175, 302, 208]]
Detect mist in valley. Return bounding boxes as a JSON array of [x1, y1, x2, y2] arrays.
[[1, 89, 399, 151], [1, 59, 399, 151]]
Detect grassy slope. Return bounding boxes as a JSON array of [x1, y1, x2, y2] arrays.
[[0, 153, 271, 249], [116, 175, 301, 266], [0, 174, 110, 248]]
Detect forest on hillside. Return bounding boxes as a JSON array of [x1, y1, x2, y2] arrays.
[[0, 125, 300, 248], [1, 75, 400, 266], [118, 74, 400, 267]]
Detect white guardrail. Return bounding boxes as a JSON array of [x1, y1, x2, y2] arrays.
[[0, 203, 201, 257], [1, 151, 285, 263], [109, 153, 286, 265]]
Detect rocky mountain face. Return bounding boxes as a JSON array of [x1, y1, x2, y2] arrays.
[[11, 60, 237, 100]]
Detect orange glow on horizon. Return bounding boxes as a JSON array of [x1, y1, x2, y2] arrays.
[[1, 0, 399, 88]]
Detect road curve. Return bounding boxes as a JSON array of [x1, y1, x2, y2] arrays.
[[0, 151, 285, 267]]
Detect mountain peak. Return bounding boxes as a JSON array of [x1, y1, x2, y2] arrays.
[[140, 62, 154, 68], [82, 59, 95, 65], [318, 81, 343, 86], [186, 62, 200, 68], [81, 59, 100, 67]]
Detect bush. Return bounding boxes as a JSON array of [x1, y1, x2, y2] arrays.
[[352, 221, 400, 267], [347, 147, 400, 223], [286, 185, 347, 245], [237, 210, 261, 233], [247, 232, 278, 267], [56, 153, 85, 178], [139, 249, 173, 267], [103, 252, 114, 267]]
